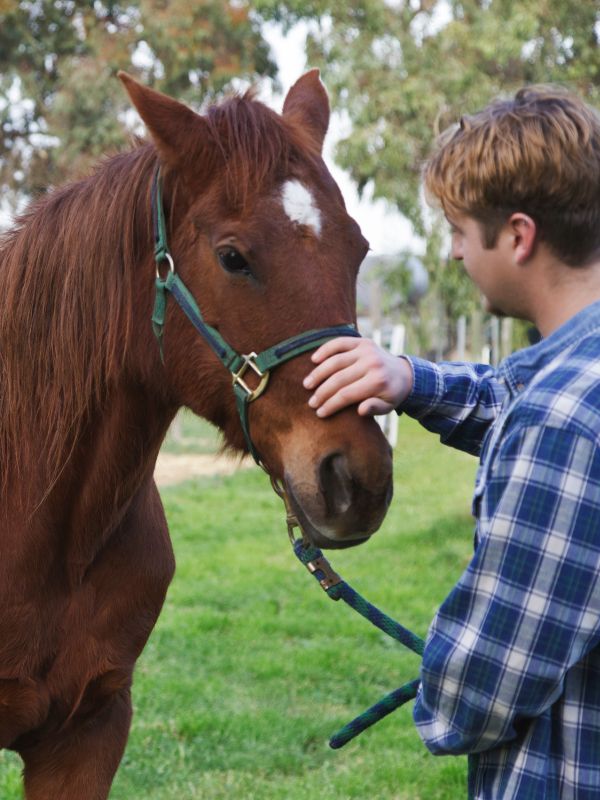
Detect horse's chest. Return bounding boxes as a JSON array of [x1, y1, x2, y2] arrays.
[[1, 499, 174, 746]]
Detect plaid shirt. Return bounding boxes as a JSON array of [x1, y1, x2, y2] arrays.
[[402, 300, 600, 799]]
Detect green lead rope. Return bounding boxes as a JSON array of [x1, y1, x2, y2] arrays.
[[293, 538, 424, 748]]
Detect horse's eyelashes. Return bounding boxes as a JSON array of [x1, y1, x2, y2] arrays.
[[217, 246, 251, 276]]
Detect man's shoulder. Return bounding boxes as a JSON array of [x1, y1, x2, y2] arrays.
[[518, 332, 600, 441]]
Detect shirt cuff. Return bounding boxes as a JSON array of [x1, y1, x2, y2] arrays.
[[398, 356, 444, 417]]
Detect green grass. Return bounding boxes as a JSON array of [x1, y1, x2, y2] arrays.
[[162, 410, 222, 455], [1, 417, 477, 799]]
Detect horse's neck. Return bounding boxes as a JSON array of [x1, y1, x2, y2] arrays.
[[65, 383, 176, 581], [10, 381, 177, 589]]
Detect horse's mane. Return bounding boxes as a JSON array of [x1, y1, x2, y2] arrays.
[[0, 88, 319, 497], [0, 147, 153, 498]]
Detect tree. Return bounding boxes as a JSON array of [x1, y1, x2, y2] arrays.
[[257, 0, 600, 352], [0, 0, 276, 202], [258, 0, 600, 232]]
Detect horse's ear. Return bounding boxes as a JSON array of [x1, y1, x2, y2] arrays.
[[118, 71, 209, 168], [282, 69, 330, 152]]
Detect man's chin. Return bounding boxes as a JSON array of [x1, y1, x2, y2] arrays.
[[485, 301, 531, 323], [483, 298, 507, 318]]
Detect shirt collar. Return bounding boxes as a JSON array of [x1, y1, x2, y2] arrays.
[[498, 299, 600, 392]]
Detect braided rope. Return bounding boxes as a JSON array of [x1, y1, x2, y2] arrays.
[[329, 582, 424, 656], [293, 539, 423, 748], [329, 678, 421, 749]]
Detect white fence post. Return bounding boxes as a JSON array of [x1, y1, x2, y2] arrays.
[[490, 317, 500, 365], [373, 324, 405, 448], [456, 315, 466, 360], [501, 318, 513, 361]]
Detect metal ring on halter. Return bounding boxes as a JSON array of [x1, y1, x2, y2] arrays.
[[269, 475, 310, 544], [232, 352, 270, 401], [156, 252, 175, 279]]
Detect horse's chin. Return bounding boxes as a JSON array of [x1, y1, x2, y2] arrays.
[[284, 480, 373, 551], [304, 526, 371, 551]]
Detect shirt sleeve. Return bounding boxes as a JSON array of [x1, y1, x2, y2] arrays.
[[413, 423, 600, 755], [400, 357, 506, 456]]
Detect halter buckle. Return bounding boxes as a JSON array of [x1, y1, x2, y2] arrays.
[[232, 352, 270, 401]]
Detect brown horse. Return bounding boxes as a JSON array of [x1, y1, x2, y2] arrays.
[[0, 70, 393, 798]]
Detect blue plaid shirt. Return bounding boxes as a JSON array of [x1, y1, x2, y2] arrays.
[[402, 300, 600, 799]]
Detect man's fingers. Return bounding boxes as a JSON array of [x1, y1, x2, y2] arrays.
[[310, 336, 363, 366], [304, 348, 359, 390], [307, 361, 365, 408], [310, 374, 382, 418]]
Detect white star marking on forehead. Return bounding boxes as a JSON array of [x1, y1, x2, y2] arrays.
[[281, 180, 322, 237]]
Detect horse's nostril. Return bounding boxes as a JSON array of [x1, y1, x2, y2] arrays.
[[319, 452, 353, 516]]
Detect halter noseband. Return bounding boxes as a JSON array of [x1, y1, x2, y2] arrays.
[[150, 168, 360, 463]]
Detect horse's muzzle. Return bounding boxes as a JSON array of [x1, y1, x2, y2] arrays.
[[283, 446, 393, 550]]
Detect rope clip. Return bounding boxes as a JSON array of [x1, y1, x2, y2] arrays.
[[305, 555, 342, 591]]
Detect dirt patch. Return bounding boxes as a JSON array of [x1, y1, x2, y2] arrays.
[[154, 452, 252, 487]]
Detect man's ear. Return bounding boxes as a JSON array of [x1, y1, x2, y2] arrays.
[[282, 69, 330, 153], [118, 71, 211, 170], [508, 213, 537, 264]]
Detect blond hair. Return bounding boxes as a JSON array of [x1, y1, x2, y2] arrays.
[[424, 86, 600, 266]]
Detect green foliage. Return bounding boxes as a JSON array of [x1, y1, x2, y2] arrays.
[[0, 418, 477, 798], [257, 0, 600, 234], [0, 1, 276, 200]]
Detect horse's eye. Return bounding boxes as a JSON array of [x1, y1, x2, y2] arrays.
[[217, 247, 251, 275]]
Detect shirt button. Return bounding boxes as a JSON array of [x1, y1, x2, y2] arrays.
[[516, 382, 525, 391]]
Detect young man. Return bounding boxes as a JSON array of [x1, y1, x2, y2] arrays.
[[303, 86, 600, 799]]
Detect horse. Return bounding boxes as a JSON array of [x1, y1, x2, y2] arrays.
[[0, 69, 393, 799]]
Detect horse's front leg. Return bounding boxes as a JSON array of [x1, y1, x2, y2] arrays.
[[18, 682, 132, 800], [15, 478, 173, 799]]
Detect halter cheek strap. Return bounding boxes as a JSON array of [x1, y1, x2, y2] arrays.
[[150, 168, 360, 463]]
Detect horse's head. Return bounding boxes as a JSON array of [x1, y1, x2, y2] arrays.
[[120, 70, 393, 549]]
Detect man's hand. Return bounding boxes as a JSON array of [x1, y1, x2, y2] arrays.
[[303, 337, 414, 418]]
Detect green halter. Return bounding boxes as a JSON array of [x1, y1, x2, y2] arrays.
[[150, 168, 360, 463]]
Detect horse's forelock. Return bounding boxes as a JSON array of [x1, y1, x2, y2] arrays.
[[202, 92, 322, 208]]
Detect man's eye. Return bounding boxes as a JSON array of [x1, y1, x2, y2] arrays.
[[217, 247, 251, 275]]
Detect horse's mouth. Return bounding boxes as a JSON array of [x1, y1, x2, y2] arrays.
[[284, 482, 372, 550], [305, 525, 371, 550]]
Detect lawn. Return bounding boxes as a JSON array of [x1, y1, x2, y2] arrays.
[[0, 416, 478, 799]]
